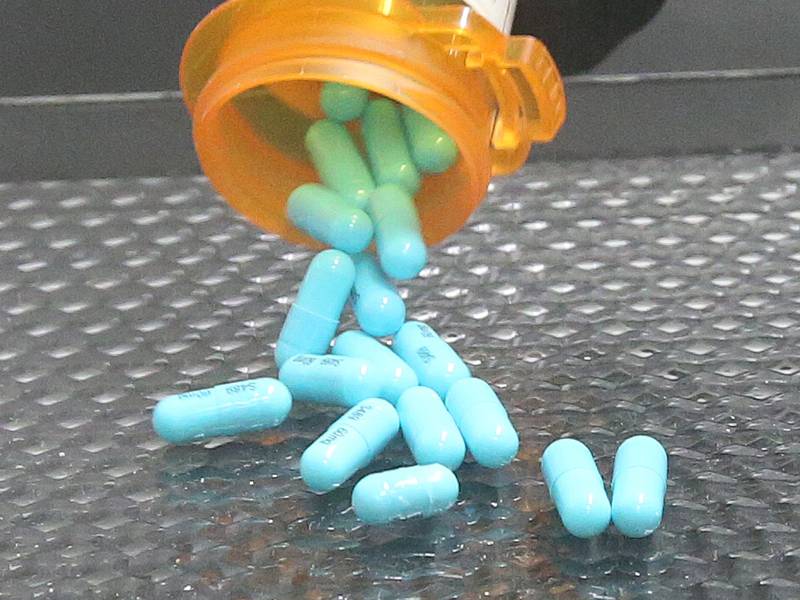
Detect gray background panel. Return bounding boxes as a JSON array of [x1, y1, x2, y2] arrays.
[[596, 0, 800, 73], [1, 1, 798, 95], [2, 0, 799, 180]]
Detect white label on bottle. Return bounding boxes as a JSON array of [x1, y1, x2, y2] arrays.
[[464, 0, 518, 33]]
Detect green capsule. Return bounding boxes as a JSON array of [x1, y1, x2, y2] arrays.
[[401, 106, 459, 174], [362, 99, 421, 195], [287, 184, 373, 253], [368, 184, 427, 280], [305, 120, 375, 210], [320, 82, 369, 123]]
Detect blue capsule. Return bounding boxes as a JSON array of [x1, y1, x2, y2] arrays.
[[362, 99, 421, 195], [287, 184, 373, 253], [279, 354, 383, 408], [367, 184, 427, 280], [305, 120, 375, 210], [611, 436, 668, 538], [392, 321, 470, 398], [351, 253, 405, 337], [397, 387, 465, 470], [541, 439, 611, 538], [445, 378, 518, 469], [401, 106, 459, 174], [152, 378, 292, 445], [301, 398, 399, 493], [320, 82, 369, 123], [352, 463, 459, 524], [275, 250, 355, 367], [332, 330, 418, 405]]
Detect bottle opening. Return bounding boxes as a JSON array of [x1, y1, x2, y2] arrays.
[[193, 71, 485, 247], [181, 0, 564, 247]]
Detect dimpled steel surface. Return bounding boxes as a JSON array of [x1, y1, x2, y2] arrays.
[[2, 154, 800, 599]]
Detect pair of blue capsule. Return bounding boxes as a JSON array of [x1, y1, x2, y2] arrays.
[[274, 245, 410, 367], [298, 391, 460, 525], [542, 436, 668, 539], [274, 248, 405, 366]]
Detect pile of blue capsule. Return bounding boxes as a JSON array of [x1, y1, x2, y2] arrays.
[[154, 82, 516, 525], [152, 82, 667, 534]]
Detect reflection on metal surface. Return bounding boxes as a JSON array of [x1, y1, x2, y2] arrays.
[[2, 154, 800, 597]]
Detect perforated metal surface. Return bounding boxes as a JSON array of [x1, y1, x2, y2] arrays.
[[2, 154, 800, 599]]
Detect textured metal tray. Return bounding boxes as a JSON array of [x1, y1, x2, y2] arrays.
[[2, 153, 800, 599]]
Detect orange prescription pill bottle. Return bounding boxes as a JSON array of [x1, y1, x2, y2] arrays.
[[180, 0, 566, 247]]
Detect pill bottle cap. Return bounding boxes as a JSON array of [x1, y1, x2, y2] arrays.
[[181, 0, 565, 247]]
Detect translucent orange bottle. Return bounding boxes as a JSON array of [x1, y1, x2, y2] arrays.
[[180, 0, 565, 248]]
